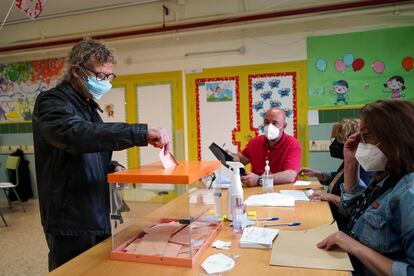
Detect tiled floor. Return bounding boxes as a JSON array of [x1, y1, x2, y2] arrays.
[[0, 199, 48, 276]]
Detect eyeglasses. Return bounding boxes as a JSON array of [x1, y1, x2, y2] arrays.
[[81, 65, 116, 81]]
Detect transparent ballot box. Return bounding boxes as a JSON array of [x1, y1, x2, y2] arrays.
[[107, 160, 223, 267]]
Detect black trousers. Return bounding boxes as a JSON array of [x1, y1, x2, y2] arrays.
[[46, 233, 110, 271]]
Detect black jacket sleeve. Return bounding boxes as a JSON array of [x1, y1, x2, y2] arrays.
[[33, 91, 148, 154]]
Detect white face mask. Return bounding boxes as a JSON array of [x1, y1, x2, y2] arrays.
[[355, 143, 387, 171], [263, 124, 280, 140]]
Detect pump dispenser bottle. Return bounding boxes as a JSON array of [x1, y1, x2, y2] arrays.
[[226, 161, 244, 220], [263, 160, 273, 193]]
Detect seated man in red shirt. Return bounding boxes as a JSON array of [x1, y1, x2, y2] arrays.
[[230, 107, 301, 186]]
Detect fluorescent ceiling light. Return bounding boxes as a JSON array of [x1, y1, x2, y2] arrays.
[[185, 47, 245, 57]]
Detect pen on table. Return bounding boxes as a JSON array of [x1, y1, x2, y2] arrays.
[[264, 222, 301, 227], [255, 217, 279, 221], [222, 143, 226, 148]]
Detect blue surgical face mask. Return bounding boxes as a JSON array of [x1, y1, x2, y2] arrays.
[[86, 76, 112, 101]]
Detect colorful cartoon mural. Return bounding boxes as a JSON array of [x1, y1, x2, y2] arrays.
[[0, 58, 65, 122], [308, 26, 413, 108]]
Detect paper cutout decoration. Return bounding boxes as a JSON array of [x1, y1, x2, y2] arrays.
[[383, 75, 406, 99], [315, 59, 327, 72], [15, 0, 45, 20], [352, 58, 365, 71], [334, 59, 346, 73], [402, 56, 414, 72], [372, 60, 385, 74], [342, 53, 354, 67]]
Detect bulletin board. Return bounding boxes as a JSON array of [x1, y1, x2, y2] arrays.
[[308, 26, 414, 109], [0, 58, 65, 122], [249, 72, 297, 138], [195, 76, 240, 161]]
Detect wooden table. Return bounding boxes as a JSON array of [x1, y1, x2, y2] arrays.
[[49, 183, 349, 275]]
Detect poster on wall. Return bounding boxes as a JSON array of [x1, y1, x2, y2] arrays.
[[0, 58, 65, 122], [248, 72, 297, 138], [307, 26, 414, 109], [195, 77, 239, 161]]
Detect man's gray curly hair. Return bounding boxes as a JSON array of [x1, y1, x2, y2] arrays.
[[63, 37, 116, 81]]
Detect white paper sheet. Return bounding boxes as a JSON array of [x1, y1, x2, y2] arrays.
[[293, 180, 312, 186], [244, 193, 295, 207], [280, 190, 310, 201], [239, 227, 279, 248]]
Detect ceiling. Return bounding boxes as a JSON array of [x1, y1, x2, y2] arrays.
[[1, 0, 413, 59], [2, 0, 395, 26], [1, 0, 162, 25]]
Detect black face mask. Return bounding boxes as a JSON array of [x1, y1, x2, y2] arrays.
[[329, 139, 344, 159]]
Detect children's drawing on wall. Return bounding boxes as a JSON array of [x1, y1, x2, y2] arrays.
[[383, 76, 406, 99], [105, 104, 115, 118], [249, 72, 297, 137], [0, 58, 65, 122], [331, 80, 349, 105], [307, 26, 414, 108], [206, 81, 234, 102]]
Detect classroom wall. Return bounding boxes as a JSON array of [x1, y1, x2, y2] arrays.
[[1, 7, 412, 197]]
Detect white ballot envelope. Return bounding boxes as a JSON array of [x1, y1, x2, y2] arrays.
[[159, 148, 179, 169]]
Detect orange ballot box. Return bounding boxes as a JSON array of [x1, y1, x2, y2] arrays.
[[107, 160, 223, 267]]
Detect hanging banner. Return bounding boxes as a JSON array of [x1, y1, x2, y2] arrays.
[[307, 26, 414, 109]]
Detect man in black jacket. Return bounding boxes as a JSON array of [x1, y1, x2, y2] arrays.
[[32, 38, 171, 271]]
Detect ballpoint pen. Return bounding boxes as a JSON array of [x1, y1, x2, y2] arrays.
[[255, 217, 279, 221], [264, 222, 301, 227]]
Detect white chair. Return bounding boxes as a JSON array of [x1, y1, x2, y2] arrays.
[[0, 156, 25, 213]]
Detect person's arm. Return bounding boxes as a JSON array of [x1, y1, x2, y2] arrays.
[[274, 139, 301, 184], [310, 193, 341, 206], [272, 170, 297, 184], [317, 231, 393, 276], [327, 194, 340, 206], [299, 168, 326, 182], [34, 93, 169, 154], [236, 151, 250, 165], [343, 132, 361, 192]]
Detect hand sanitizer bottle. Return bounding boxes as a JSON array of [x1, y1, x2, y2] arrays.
[[263, 160, 273, 193], [226, 161, 244, 220], [231, 195, 245, 234]]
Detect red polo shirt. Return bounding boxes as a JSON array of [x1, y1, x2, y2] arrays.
[[241, 133, 301, 175]]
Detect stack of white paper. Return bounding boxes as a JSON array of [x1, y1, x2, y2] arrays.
[[239, 227, 280, 249], [293, 180, 311, 186], [280, 190, 310, 201], [244, 193, 295, 207]]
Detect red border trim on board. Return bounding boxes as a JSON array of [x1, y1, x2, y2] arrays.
[[195, 77, 240, 161], [248, 72, 298, 138]]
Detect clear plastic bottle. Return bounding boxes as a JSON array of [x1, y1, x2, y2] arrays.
[[263, 160, 274, 193], [231, 195, 245, 234]]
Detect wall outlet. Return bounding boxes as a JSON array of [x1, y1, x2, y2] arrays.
[[309, 140, 331, 152]]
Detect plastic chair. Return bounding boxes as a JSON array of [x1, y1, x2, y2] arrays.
[[0, 156, 25, 212], [0, 209, 7, 226]]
